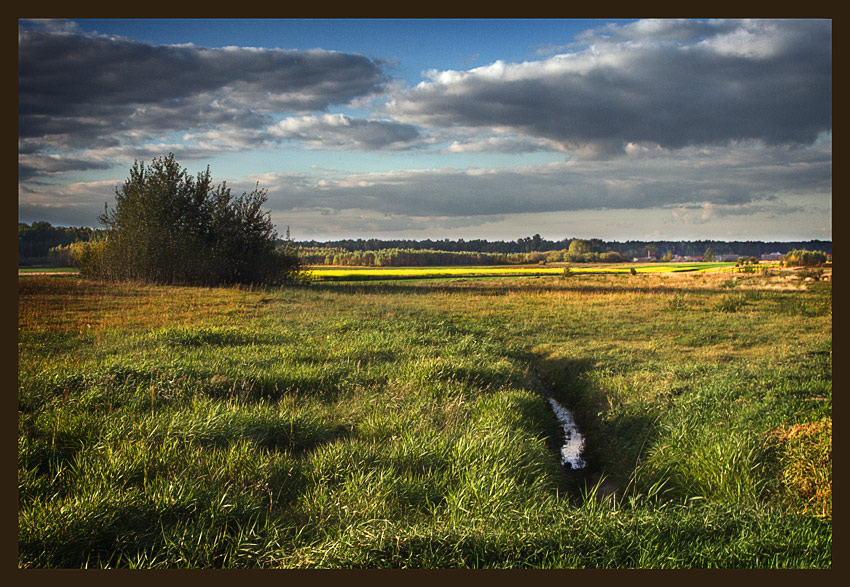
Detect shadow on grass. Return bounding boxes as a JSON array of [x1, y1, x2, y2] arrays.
[[18, 487, 301, 568], [299, 279, 733, 299], [531, 353, 661, 500]]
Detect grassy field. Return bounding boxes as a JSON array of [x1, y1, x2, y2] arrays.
[[17, 268, 831, 568]]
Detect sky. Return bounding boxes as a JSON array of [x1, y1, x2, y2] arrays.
[[18, 18, 832, 242]]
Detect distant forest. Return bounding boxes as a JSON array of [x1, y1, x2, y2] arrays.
[[18, 222, 101, 265], [19, 221, 832, 267], [294, 235, 832, 259]]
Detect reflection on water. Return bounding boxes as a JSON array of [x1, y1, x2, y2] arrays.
[[548, 397, 586, 469]]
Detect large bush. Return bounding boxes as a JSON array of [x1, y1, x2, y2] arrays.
[[82, 154, 301, 285]]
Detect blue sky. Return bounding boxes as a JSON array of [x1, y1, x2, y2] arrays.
[[18, 18, 832, 242], [67, 19, 616, 83]]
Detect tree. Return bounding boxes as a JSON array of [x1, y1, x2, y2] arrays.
[[565, 238, 595, 263], [568, 239, 592, 255], [83, 154, 301, 285], [531, 233, 543, 252], [784, 249, 828, 267], [517, 234, 544, 252], [703, 247, 716, 262], [602, 250, 623, 263]]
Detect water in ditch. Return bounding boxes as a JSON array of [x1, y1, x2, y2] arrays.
[[548, 397, 586, 470]]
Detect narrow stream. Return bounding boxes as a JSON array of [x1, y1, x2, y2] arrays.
[[548, 397, 586, 469]]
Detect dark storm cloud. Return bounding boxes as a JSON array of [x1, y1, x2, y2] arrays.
[[387, 19, 831, 157], [18, 28, 388, 149], [18, 154, 114, 181]]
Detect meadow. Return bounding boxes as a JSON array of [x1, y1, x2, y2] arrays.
[[17, 267, 831, 568]]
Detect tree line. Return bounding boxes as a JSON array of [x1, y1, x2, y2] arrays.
[[295, 234, 832, 260], [296, 237, 831, 267], [296, 242, 632, 267], [18, 222, 101, 265], [23, 221, 832, 271], [297, 247, 516, 267]]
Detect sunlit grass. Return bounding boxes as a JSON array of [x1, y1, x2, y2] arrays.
[[18, 266, 78, 273], [18, 270, 831, 568]]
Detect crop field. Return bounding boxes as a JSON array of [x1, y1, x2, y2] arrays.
[[306, 262, 738, 281], [17, 268, 831, 568]]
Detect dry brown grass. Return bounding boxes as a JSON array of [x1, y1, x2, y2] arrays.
[[767, 418, 832, 520], [17, 276, 277, 333]]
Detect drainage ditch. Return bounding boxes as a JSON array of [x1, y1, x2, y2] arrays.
[[547, 397, 586, 470], [547, 395, 620, 501]]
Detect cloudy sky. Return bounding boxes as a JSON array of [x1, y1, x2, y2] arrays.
[[18, 18, 832, 242]]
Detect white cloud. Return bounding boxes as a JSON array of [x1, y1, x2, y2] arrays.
[[268, 114, 421, 150], [446, 136, 561, 154], [386, 19, 831, 157], [698, 20, 787, 58]]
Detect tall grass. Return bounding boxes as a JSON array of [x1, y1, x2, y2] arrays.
[[17, 270, 831, 567]]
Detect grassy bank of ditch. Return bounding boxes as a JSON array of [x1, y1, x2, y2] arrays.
[[17, 271, 831, 568]]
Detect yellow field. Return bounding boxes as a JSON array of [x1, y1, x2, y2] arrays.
[[306, 262, 739, 280], [17, 261, 752, 281]]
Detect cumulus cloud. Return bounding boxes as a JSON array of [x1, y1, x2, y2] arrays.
[[446, 136, 561, 154], [574, 18, 733, 45], [268, 114, 421, 150], [18, 26, 389, 173], [386, 19, 831, 158]]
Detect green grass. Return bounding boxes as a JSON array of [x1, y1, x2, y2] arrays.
[[17, 270, 831, 568]]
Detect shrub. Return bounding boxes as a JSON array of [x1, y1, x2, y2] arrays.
[[715, 294, 745, 313], [47, 244, 73, 267], [799, 268, 824, 281], [73, 238, 108, 278], [90, 154, 301, 286]]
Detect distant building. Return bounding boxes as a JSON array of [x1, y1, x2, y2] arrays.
[[632, 250, 660, 263], [761, 252, 784, 261]]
